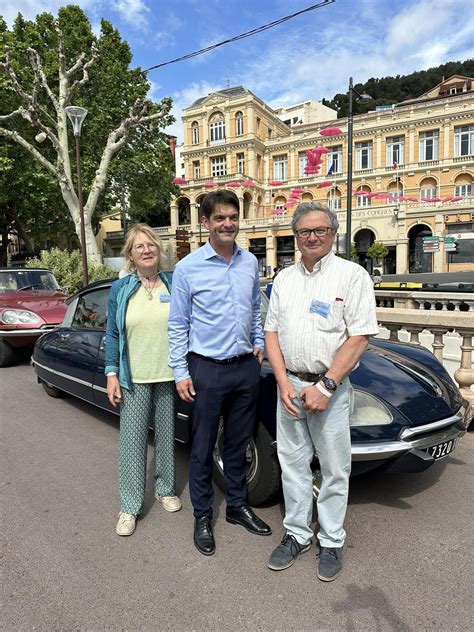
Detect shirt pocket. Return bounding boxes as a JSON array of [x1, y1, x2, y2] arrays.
[[310, 301, 344, 333]]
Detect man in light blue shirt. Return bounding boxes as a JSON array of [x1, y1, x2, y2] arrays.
[[169, 190, 272, 556]]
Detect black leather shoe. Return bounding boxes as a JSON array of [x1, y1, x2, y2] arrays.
[[226, 505, 272, 536], [193, 516, 215, 556]]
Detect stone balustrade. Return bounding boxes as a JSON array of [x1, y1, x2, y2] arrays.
[[375, 290, 474, 312], [376, 307, 473, 416]]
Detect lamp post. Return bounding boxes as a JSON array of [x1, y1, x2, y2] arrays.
[[65, 106, 89, 286], [345, 78, 372, 259]]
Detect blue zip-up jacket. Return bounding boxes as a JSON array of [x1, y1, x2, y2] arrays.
[[105, 272, 172, 391]]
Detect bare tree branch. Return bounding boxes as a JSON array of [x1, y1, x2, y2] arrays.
[[0, 108, 24, 121], [0, 127, 57, 177], [0, 54, 34, 106], [66, 52, 86, 77], [68, 42, 99, 101], [28, 47, 60, 111]]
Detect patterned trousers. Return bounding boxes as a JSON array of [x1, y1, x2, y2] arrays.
[[120, 381, 177, 515]]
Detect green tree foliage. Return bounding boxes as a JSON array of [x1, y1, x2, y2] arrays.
[[367, 242, 389, 261], [0, 6, 176, 261], [323, 59, 474, 117], [26, 247, 117, 294]]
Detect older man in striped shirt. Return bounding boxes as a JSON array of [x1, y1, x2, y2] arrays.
[[265, 202, 378, 581]]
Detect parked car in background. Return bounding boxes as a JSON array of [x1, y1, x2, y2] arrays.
[[31, 279, 471, 505], [0, 268, 67, 367]]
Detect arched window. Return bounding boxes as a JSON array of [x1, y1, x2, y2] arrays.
[[387, 180, 403, 204], [235, 111, 244, 136], [356, 185, 372, 207], [454, 173, 472, 198], [327, 187, 341, 210], [420, 177, 437, 201], [209, 112, 225, 143], [191, 121, 199, 145]]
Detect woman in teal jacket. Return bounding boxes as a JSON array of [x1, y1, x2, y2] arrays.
[[105, 223, 181, 536]]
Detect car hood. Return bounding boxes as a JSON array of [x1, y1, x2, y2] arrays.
[[0, 291, 67, 324], [352, 339, 463, 426]]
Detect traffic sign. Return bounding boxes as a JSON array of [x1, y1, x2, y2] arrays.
[[444, 236, 456, 243], [422, 236, 439, 242]]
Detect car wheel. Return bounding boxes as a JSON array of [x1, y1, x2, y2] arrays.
[[0, 339, 14, 368], [41, 379, 66, 398], [212, 421, 281, 506]]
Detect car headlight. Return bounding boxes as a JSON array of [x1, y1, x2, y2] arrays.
[[350, 390, 393, 426], [1, 309, 41, 325]]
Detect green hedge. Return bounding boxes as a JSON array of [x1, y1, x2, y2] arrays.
[[26, 248, 118, 295]]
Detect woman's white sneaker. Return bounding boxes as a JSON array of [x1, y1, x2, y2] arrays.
[[116, 512, 136, 536], [155, 494, 182, 512]]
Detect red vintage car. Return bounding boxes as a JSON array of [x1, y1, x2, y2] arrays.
[[0, 268, 67, 367]]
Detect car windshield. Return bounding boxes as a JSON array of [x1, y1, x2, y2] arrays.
[[0, 270, 60, 293]]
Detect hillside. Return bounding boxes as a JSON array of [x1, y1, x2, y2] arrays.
[[322, 59, 474, 117]]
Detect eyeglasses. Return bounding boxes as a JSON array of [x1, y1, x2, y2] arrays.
[[295, 227, 333, 239], [133, 243, 159, 253]]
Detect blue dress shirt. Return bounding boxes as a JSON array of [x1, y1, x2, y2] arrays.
[[168, 241, 264, 382]]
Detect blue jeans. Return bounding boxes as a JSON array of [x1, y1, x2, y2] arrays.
[[277, 375, 353, 548]]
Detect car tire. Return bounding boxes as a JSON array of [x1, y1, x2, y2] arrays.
[[41, 379, 66, 398], [0, 339, 14, 368], [212, 421, 281, 507]]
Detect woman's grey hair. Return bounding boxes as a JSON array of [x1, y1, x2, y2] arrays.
[[291, 202, 339, 233]]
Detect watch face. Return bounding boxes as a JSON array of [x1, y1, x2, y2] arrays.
[[322, 376, 337, 391]]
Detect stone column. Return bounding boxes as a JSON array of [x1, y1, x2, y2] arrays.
[[375, 130, 382, 169], [202, 115, 209, 145], [408, 125, 415, 163], [433, 213, 444, 272], [454, 331, 474, 416], [396, 239, 409, 273], [443, 120, 451, 159], [266, 230, 276, 273], [170, 201, 178, 229], [190, 202, 198, 231]]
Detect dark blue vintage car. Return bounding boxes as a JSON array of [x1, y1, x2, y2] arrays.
[[31, 278, 471, 506]]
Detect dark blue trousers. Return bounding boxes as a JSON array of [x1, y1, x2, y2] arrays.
[[188, 353, 260, 518]]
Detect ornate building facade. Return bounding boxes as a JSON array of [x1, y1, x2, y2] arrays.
[[164, 78, 473, 275]]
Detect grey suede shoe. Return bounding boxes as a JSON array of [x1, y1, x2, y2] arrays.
[[268, 534, 311, 571], [317, 546, 343, 581]]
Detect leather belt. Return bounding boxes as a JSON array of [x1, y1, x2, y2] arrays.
[[189, 352, 253, 365], [288, 369, 325, 383]]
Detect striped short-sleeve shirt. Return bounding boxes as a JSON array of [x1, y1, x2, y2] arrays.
[[264, 251, 379, 374]]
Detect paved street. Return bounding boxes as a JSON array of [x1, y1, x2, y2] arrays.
[[2, 361, 473, 631]]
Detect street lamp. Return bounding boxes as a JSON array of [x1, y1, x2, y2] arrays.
[[65, 105, 89, 286], [345, 77, 372, 259]]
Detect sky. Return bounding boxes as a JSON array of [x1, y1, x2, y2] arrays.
[[4, 0, 474, 141]]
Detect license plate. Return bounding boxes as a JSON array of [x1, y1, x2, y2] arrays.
[[426, 439, 458, 460]]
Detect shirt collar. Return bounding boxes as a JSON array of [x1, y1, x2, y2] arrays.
[[299, 250, 335, 275], [203, 240, 242, 260]]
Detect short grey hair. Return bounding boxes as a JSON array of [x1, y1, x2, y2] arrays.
[[291, 202, 339, 234]]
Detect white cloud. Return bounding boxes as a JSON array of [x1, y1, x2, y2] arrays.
[[3, 0, 96, 26], [165, 80, 222, 142], [233, 0, 474, 108], [154, 12, 183, 51], [147, 79, 163, 101], [113, 0, 151, 31]]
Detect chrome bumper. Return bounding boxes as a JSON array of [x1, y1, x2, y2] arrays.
[[352, 401, 470, 461], [0, 327, 57, 338]]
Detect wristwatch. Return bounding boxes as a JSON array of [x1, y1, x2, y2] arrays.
[[320, 375, 337, 392]]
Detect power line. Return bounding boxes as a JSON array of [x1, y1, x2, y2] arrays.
[[143, 0, 335, 73]]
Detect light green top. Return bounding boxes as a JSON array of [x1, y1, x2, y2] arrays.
[[125, 285, 174, 383]]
